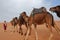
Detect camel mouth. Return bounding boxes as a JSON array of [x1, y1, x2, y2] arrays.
[[49, 9, 55, 13], [51, 11, 54, 13], [49, 10, 54, 13]]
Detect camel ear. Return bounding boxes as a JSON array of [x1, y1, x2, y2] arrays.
[[33, 8, 35, 9]]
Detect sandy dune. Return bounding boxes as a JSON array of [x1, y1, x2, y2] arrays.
[[0, 21, 60, 40]]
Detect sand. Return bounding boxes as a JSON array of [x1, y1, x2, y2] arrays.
[[0, 21, 60, 40]]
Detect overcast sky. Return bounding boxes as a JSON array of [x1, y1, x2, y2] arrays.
[[0, 0, 60, 22]]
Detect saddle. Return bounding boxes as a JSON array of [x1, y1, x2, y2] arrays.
[[31, 8, 44, 16]]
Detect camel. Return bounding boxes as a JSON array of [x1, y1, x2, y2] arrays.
[[23, 7, 60, 40], [17, 12, 29, 35], [10, 17, 18, 32], [50, 5, 60, 17]]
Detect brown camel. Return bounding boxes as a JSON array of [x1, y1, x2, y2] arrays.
[[10, 17, 18, 32], [24, 7, 60, 40], [18, 12, 29, 35], [50, 5, 60, 17]]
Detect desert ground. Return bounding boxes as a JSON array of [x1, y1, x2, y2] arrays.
[[0, 21, 60, 40]]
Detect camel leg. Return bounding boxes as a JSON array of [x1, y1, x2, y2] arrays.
[[13, 25, 15, 32], [14, 25, 17, 32], [16, 25, 18, 32], [47, 24, 53, 40], [24, 20, 33, 40], [15, 25, 16, 32], [53, 23, 60, 34], [34, 24, 38, 40], [19, 25, 23, 35], [24, 23, 28, 36], [24, 27, 31, 40]]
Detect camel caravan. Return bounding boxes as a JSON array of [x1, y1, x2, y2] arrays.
[[10, 5, 60, 40]]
